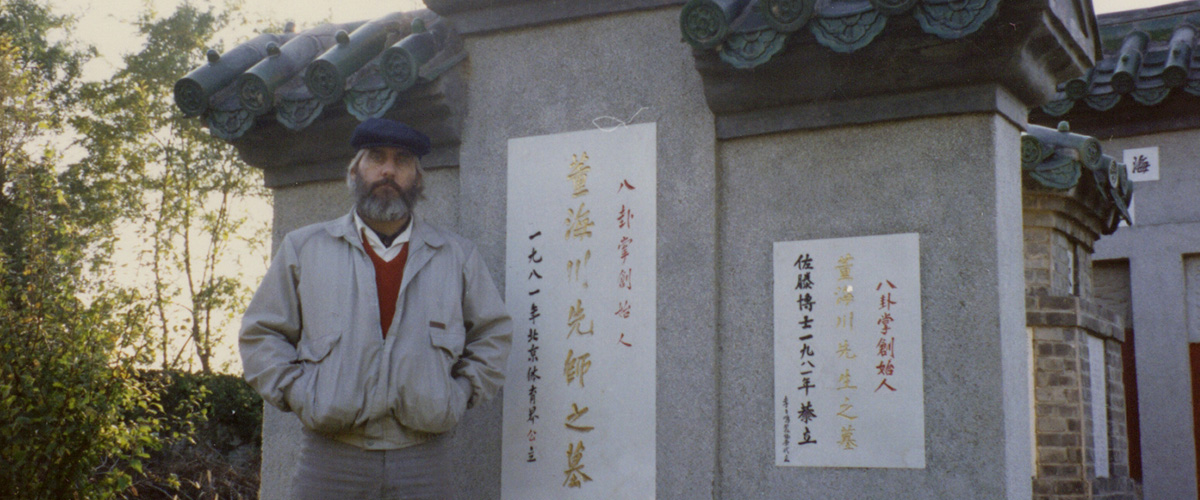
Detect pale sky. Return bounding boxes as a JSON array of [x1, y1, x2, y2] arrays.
[[1094, 0, 1180, 13], [57, 0, 425, 80], [55, 0, 1180, 81]]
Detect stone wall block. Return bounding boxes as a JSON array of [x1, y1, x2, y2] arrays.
[[1053, 480, 1088, 495], [1035, 327, 1065, 342], [1042, 446, 1069, 463], [1040, 416, 1069, 432], [1042, 296, 1079, 311]]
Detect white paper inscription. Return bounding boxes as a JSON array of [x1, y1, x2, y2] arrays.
[[503, 124, 657, 499], [774, 233, 925, 468], [1123, 146, 1159, 182], [1088, 335, 1109, 477]]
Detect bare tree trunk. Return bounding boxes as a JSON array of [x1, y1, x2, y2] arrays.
[[152, 184, 171, 371], [181, 158, 209, 373]]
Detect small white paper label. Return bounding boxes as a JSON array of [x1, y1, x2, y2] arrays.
[[1123, 147, 1159, 182]]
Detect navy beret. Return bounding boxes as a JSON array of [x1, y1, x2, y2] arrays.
[[350, 118, 431, 157]]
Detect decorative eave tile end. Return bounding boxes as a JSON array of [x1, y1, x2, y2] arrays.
[[1021, 122, 1134, 234]]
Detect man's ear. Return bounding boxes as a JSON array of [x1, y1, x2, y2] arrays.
[[345, 164, 360, 191]]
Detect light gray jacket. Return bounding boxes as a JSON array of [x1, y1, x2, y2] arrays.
[[239, 211, 512, 449]]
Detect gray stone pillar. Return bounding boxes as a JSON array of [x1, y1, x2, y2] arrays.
[[428, 4, 720, 496], [684, 0, 1098, 498]]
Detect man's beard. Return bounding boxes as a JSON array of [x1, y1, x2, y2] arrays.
[[351, 173, 422, 222]]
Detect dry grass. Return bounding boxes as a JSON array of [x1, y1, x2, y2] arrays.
[[121, 442, 259, 500]]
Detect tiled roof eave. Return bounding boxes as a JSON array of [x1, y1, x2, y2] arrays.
[[174, 11, 464, 141], [1021, 123, 1134, 234], [1043, 7, 1200, 118], [680, 0, 1002, 68]]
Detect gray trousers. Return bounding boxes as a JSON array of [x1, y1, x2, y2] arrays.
[[292, 429, 454, 500]]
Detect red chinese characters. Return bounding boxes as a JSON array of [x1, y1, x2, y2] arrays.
[[874, 280, 899, 393]]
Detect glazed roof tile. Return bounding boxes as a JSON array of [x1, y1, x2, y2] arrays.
[[680, 0, 1002, 68], [173, 11, 463, 140], [1038, 0, 1200, 117], [1021, 122, 1134, 232]]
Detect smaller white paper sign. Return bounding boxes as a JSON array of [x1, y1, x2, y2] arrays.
[[1088, 335, 1109, 477], [1123, 147, 1159, 182], [773, 233, 925, 469]]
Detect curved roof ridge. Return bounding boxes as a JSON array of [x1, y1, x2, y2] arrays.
[[174, 10, 464, 140], [1039, 7, 1200, 119]]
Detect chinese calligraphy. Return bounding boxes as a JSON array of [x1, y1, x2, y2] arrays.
[[504, 125, 658, 497], [875, 279, 898, 393], [525, 230, 545, 462], [563, 441, 592, 488], [564, 203, 594, 241], [773, 234, 925, 468], [567, 153, 591, 197]]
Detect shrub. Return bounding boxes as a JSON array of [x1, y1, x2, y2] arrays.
[[0, 276, 167, 498], [153, 370, 262, 451], [123, 371, 262, 499]]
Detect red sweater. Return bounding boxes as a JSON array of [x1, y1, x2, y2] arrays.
[[361, 233, 409, 338]]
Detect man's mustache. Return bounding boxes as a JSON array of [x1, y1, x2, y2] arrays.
[[369, 179, 403, 194]]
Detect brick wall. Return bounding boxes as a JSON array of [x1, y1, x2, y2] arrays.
[[1031, 324, 1089, 499], [1025, 189, 1138, 499]]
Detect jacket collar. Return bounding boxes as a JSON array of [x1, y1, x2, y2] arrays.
[[326, 209, 446, 251]]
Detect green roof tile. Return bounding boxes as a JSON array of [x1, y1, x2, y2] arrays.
[[680, 0, 999, 68], [1036, 1, 1200, 120], [1021, 123, 1134, 232], [173, 11, 463, 140]]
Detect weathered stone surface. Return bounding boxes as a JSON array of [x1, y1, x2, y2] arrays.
[[719, 113, 1030, 498], [425, 0, 684, 34], [452, 9, 719, 499]]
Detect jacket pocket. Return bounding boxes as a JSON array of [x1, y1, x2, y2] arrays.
[[428, 323, 464, 359], [392, 324, 468, 433], [297, 333, 339, 363], [286, 333, 357, 433]]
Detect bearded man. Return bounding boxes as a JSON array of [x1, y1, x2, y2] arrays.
[[239, 118, 512, 499]]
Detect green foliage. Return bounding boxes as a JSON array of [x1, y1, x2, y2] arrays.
[[126, 370, 262, 499], [73, 0, 269, 373], [1, 0, 267, 497], [0, 154, 166, 500], [198, 373, 263, 449], [0, 0, 93, 122], [154, 371, 263, 451], [0, 3, 173, 497]]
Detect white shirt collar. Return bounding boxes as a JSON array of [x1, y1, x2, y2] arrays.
[[353, 211, 412, 261]]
